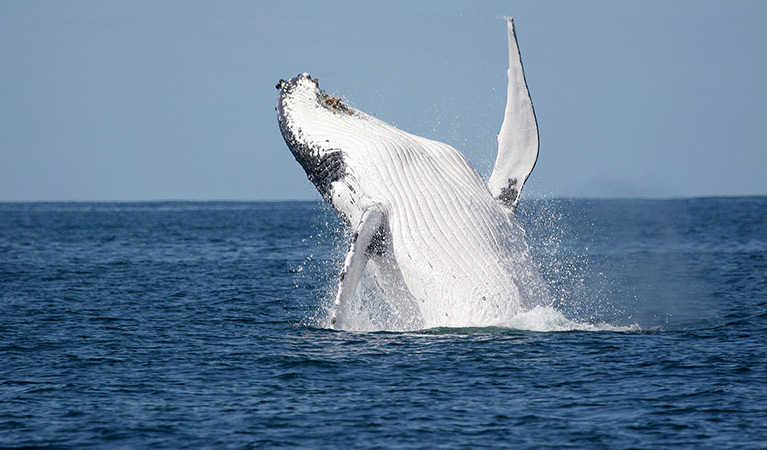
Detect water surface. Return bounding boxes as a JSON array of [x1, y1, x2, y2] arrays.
[[1, 198, 765, 448]]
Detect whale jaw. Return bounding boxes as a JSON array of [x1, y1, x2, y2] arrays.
[[276, 74, 351, 204]]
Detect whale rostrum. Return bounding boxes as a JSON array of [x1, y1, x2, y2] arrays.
[[276, 18, 546, 330]]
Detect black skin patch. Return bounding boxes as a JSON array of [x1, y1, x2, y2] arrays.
[[306, 150, 346, 196], [497, 177, 520, 211], [367, 227, 388, 256]]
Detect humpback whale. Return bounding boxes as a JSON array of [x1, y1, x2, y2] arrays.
[[277, 18, 547, 330]]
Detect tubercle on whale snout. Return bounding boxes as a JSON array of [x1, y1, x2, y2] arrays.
[[276, 73, 318, 90]]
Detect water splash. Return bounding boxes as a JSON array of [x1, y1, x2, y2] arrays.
[[295, 200, 638, 333], [503, 306, 638, 332]]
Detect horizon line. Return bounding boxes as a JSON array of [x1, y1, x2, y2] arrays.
[[1, 194, 765, 204]]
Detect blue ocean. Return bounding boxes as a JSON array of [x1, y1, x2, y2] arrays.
[[1, 198, 766, 449]]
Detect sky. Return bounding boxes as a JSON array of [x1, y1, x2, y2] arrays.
[[1, 0, 766, 201]]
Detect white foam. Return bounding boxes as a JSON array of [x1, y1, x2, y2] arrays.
[[501, 306, 639, 332], [315, 287, 638, 333]]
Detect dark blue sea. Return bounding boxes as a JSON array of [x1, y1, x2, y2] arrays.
[[2, 198, 766, 449]]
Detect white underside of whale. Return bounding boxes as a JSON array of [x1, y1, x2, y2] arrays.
[[277, 18, 548, 330]]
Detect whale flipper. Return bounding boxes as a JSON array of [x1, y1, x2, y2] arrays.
[[331, 204, 386, 329], [488, 17, 539, 212]]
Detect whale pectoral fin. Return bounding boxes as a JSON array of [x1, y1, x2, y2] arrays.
[[330, 204, 386, 329], [487, 17, 539, 212]]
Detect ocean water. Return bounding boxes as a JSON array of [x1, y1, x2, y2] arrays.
[[1, 198, 766, 449]]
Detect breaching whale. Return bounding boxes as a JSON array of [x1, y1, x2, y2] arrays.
[[276, 18, 546, 330]]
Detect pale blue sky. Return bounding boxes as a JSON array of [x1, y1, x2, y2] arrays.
[[1, 1, 766, 201]]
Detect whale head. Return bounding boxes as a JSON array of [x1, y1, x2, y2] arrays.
[[276, 73, 355, 203]]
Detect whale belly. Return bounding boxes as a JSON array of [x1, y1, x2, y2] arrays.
[[347, 136, 534, 327], [390, 190, 531, 327]]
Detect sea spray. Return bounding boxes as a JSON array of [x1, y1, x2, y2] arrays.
[[295, 199, 637, 332], [293, 201, 347, 328]]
